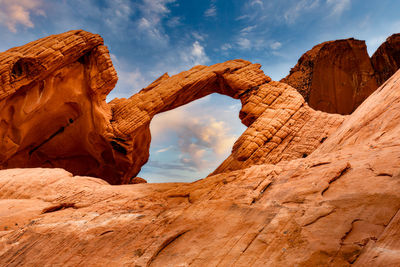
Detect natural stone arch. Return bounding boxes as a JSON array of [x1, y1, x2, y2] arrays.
[[110, 60, 345, 183], [0, 30, 344, 185]]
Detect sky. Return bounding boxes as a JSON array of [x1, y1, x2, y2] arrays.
[[0, 0, 399, 182]]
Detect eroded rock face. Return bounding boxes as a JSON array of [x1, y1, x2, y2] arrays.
[[110, 61, 344, 180], [282, 34, 400, 114], [0, 32, 344, 183], [371, 33, 400, 85], [1, 69, 400, 266], [0, 30, 124, 183]]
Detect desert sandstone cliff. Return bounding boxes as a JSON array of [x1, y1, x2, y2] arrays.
[[282, 34, 400, 114], [0, 31, 400, 266]]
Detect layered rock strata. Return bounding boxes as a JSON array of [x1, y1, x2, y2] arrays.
[[1, 68, 400, 266], [282, 34, 400, 114], [0, 30, 120, 183], [110, 61, 344, 178], [0, 30, 344, 183]]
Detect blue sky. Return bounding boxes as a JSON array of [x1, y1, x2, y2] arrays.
[[1, 0, 399, 182]]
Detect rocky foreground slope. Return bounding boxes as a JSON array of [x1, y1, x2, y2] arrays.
[[0, 31, 400, 266]]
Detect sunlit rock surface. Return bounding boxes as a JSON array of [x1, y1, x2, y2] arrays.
[[0, 30, 344, 184], [1, 70, 400, 265], [0, 31, 400, 266], [0, 30, 120, 183]]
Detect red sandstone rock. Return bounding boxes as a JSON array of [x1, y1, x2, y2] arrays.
[[0, 31, 400, 266], [130, 177, 147, 184], [371, 33, 400, 85], [0, 30, 121, 183], [282, 35, 400, 114], [0, 31, 344, 184], [0, 69, 400, 266]]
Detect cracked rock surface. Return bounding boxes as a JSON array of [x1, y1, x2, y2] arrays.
[[0, 31, 400, 266]]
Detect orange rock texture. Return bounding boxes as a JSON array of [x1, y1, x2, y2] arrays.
[[0, 30, 344, 184], [371, 33, 400, 85], [1, 69, 400, 266], [111, 60, 344, 179], [281, 34, 400, 114], [0, 30, 121, 183], [1, 31, 400, 266]]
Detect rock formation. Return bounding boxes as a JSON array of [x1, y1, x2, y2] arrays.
[[1, 68, 400, 266], [1, 31, 400, 266], [0, 30, 120, 183], [0, 30, 344, 184], [111, 60, 344, 179], [281, 34, 400, 114], [371, 33, 400, 85]]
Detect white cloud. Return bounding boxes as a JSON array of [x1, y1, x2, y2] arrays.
[[237, 37, 251, 49], [136, 0, 176, 42], [137, 17, 166, 41], [284, 0, 320, 24], [236, 14, 251, 21], [113, 62, 150, 96], [181, 41, 210, 66], [240, 25, 257, 34], [250, 0, 264, 7], [326, 0, 350, 16], [150, 101, 241, 171], [221, 43, 232, 51], [100, 0, 134, 33], [0, 0, 44, 33], [192, 32, 207, 41], [204, 4, 217, 17], [270, 41, 282, 50], [156, 146, 173, 153], [166, 16, 181, 27]]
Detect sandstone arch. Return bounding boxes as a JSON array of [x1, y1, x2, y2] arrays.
[[0, 30, 344, 184], [110, 60, 344, 182]]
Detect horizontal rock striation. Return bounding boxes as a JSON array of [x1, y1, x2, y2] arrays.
[[0, 30, 122, 183]]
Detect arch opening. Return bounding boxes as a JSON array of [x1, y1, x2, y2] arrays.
[[138, 93, 246, 183]]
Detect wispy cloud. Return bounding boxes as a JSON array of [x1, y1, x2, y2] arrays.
[[326, 0, 350, 16], [166, 16, 181, 27], [204, 4, 217, 17], [270, 41, 282, 50], [237, 37, 251, 49], [156, 146, 173, 153], [192, 32, 207, 41], [250, 0, 264, 7], [136, 0, 176, 43], [284, 0, 320, 24], [0, 0, 45, 33], [240, 25, 257, 34], [221, 43, 232, 51]]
